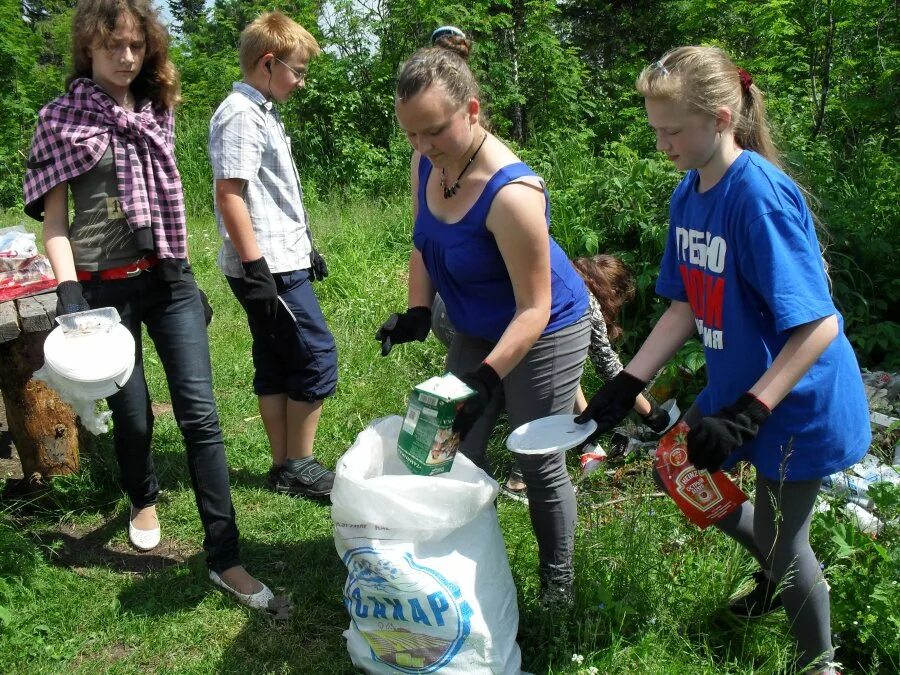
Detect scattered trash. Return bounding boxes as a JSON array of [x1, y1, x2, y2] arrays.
[[851, 453, 900, 487], [0, 225, 57, 302], [579, 444, 607, 478], [842, 502, 885, 536], [870, 411, 899, 429], [820, 472, 874, 509], [820, 455, 899, 535]]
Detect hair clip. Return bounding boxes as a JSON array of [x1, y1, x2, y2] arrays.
[[654, 60, 670, 76], [737, 67, 753, 93], [430, 25, 466, 45]]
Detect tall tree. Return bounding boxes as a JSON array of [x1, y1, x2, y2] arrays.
[[167, 0, 206, 36]]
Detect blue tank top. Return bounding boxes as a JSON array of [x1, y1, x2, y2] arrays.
[[413, 155, 588, 342]]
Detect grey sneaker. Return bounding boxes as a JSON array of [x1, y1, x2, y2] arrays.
[[275, 459, 334, 498]]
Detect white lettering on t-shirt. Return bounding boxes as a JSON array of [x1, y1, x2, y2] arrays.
[[675, 227, 727, 273]]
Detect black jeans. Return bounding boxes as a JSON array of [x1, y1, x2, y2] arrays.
[[82, 264, 241, 573]]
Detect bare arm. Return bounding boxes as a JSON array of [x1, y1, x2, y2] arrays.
[[405, 152, 435, 308], [408, 248, 435, 308], [623, 300, 697, 381], [215, 178, 261, 263], [42, 182, 77, 282], [750, 314, 838, 409], [483, 181, 552, 377]]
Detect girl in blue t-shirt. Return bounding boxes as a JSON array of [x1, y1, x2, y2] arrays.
[[576, 46, 869, 675]]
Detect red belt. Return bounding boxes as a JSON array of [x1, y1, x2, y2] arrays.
[[76, 255, 158, 281]]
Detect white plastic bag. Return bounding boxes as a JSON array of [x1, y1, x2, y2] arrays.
[[332, 416, 524, 674]]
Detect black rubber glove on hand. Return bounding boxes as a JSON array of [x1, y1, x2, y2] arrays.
[[199, 289, 213, 326], [453, 363, 502, 441], [309, 248, 329, 282], [55, 280, 90, 317], [687, 393, 771, 472], [242, 257, 279, 322], [574, 371, 647, 436], [642, 399, 671, 434], [376, 306, 431, 356]]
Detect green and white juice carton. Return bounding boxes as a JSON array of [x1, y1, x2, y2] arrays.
[[397, 373, 475, 476]]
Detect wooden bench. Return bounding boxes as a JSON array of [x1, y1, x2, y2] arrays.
[[0, 291, 87, 482]]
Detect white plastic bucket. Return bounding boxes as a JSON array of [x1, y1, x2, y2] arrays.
[[42, 322, 135, 399]]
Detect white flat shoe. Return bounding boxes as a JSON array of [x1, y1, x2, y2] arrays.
[[128, 506, 161, 551], [209, 570, 275, 611]]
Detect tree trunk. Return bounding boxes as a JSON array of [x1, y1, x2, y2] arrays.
[[0, 331, 88, 480]]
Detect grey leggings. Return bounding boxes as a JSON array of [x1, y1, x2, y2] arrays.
[[655, 405, 833, 673], [446, 315, 590, 587]]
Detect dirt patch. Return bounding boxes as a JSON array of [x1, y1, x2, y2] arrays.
[[33, 519, 197, 575], [73, 640, 134, 670], [151, 402, 173, 417], [0, 394, 23, 481]]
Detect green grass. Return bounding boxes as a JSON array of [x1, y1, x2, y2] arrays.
[[1, 198, 897, 674]]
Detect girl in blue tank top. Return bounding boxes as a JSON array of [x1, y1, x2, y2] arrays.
[[576, 46, 869, 675], [376, 27, 590, 606]]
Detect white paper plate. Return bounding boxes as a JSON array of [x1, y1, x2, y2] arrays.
[[506, 414, 597, 455]]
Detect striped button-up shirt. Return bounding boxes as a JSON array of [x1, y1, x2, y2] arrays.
[[209, 82, 311, 277]]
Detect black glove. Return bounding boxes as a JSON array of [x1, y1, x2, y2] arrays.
[[241, 257, 279, 322], [642, 399, 671, 434], [309, 248, 328, 282], [55, 280, 90, 316], [199, 289, 213, 326], [453, 362, 502, 441], [687, 393, 771, 472], [376, 306, 431, 356], [574, 371, 647, 436]]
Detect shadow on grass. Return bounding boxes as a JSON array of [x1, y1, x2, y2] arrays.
[[112, 534, 356, 673], [32, 511, 195, 575]]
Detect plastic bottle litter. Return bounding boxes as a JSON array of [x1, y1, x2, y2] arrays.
[[820, 473, 874, 509], [843, 502, 884, 536], [850, 454, 900, 487]]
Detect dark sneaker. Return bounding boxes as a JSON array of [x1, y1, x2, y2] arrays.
[[265, 465, 283, 492], [729, 570, 783, 617], [539, 580, 574, 610], [275, 459, 334, 498]]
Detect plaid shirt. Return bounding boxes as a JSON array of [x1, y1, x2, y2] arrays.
[[209, 82, 311, 277], [23, 78, 187, 260]]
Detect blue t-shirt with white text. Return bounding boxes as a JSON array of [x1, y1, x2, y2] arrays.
[[656, 151, 870, 480]]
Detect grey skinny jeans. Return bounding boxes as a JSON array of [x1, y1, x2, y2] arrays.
[[655, 405, 833, 672], [446, 315, 590, 587]]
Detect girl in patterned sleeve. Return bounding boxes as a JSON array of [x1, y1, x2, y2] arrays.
[[571, 254, 669, 432], [23, 0, 274, 611], [576, 46, 869, 675]]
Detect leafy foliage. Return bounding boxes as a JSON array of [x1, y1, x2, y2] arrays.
[[0, 1, 896, 367]]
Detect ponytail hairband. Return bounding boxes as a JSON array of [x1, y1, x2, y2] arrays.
[[431, 25, 466, 45], [737, 67, 753, 93]]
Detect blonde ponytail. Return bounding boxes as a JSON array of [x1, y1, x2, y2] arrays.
[[636, 46, 781, 169]]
